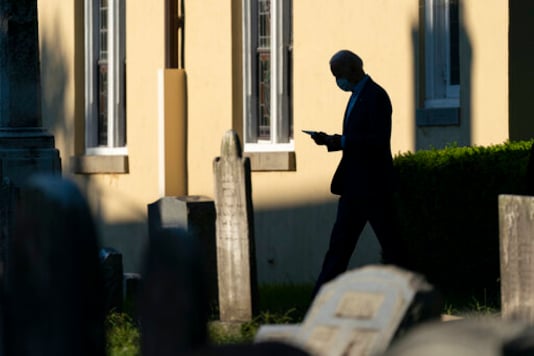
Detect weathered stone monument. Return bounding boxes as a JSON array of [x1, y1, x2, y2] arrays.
[[0, 0, 61, 270], [213, 130, 258, 322], [498, 194, 534, 322], [256, 265, 442, 356], [139, 228, 208, 356], [4, 175, 105, 356], [0, 0, 61, 181]]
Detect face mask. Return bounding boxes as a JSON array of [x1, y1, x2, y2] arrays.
[[336, 78, 353, 92]]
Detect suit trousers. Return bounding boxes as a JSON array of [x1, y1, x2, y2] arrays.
[[312, 193, 403, 297]]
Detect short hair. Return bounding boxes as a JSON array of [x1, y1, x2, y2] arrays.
[[330, 50, 363, 71]]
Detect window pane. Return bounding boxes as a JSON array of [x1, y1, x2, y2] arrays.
[[98, 0, 109, 146], [98, 61, 108, 146], [258, 0, 270, 48], [99, 0, 108, 60], [258, 51, 270, 139], [257, 0, 271, 140], [449, 0, 460, 85]]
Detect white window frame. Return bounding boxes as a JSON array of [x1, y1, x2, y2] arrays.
[[85, 0, 127, 155], [243, 0, 293, 152], [424, 0, 459, 109]]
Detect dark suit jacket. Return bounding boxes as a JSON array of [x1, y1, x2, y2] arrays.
[[326, 77, 395, 197]]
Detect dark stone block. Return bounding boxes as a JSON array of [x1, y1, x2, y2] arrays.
[[4, 175, 105, 356], [147, 196, 218, 311], [139, 228, 208, 356], [100, 247, 124, 313]]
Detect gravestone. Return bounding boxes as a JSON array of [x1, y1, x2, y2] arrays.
[[213, 130, 258, 322], [123, 272, 142, 316], [4, 175, 105, 356], [498, 194, 534, 322], [257, 265, 441, 356], [0, 0, 61, 288], [147, 195, 218, 309], [99, 247, 124, 313], [0, 178, 17, 275], [139, 228, 208, 356]]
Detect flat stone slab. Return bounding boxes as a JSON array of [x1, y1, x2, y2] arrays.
[[254, 265, 441, 356], [295, 265, 441, 356], [255, 324, 301, 345]]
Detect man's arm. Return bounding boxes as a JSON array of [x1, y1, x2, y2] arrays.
[[311, 132, 342, 151]]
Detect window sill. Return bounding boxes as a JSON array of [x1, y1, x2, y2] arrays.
[[71, 155, 129, 174], [416, 107, 460, 127], [244, 151, 296, 172]]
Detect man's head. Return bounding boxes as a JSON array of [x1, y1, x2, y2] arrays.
[[329, 50, 365, 90]]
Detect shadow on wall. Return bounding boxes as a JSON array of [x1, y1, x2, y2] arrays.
[[40, 19, 72, 167], [509, 1, 534, 140], [412, 0, 472, 150], [253, 201, 381, 285], [40, 6, 149, 275]]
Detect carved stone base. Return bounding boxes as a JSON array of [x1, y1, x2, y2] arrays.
[[0, 128, 61, 185]]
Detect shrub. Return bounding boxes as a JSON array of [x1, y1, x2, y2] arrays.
[[393, 140, 533, 301]]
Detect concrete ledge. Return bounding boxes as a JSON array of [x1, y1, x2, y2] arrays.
[[244, 151, 296, 172], [71, 155, 129, 174], [416, 107, 460, 126]]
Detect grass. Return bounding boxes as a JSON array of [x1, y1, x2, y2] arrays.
[[440, 287, 500, 318], [207, 283, 313, 345], [105, 283, 501, 355], [106, 312, 141, 356]]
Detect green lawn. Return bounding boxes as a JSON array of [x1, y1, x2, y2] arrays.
[[106, 283, 500, 355]]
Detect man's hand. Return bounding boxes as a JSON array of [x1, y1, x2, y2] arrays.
[[312, 132, 341, 149], [311, 131, 329, 145]]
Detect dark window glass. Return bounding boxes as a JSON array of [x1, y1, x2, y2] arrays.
[[257, 0, 271, 140], [98, 0, 109, 146], [449, 0, 460, 85]]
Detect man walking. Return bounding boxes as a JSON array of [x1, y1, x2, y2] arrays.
[[310, 50, 403, 297]]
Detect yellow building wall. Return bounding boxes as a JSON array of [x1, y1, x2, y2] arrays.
[[185, 1, 237, 198], [184, 1, 422, 283], [415, 0, 509, 149], [38, 0, 169, 272], [184, 0, 512, 284], [37, 0, 512, 282], [464, 0, 509, 146]]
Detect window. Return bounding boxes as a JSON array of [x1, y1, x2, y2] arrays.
[[424, 0, 459, 108], [243, 0, 293, 152], [85, 0, 126, 155]]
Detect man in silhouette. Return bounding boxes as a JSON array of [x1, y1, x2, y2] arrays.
[[310, 50, 403, 297]]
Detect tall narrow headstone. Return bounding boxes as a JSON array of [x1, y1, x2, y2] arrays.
[[213, 130, 258, 322], [4, 175, 105, 356], [499, 194, 534, 322]]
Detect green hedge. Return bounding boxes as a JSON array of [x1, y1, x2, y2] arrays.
[[393, 140, 533, 300]]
